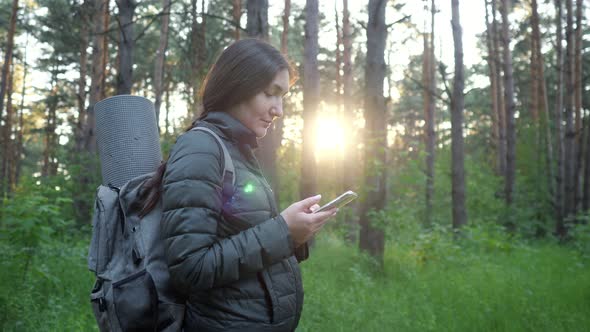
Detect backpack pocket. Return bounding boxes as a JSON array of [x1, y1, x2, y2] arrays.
[[112, 269, 158, 331], [88, 185, 120, 274], [90, 278, 112, 332]]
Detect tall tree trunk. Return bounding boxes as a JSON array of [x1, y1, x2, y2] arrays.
[[334, 0, 344, 195], [0, 0, 19, 125], [14, 92, 24, 188], [262, 0, 291, 205], [583, 117, 590, 211], [492, 0, 506, 175], [84, 0, 109, 154], [423, 0, 436, 227], [554, 0, 566, 235], [246, 0, 268, 40], [251, 0, 280, 203], [100, 1, 110, 99], [300, 0, 319, 200], [154, 0, 171, 128], [563, 0, 575, 220], [188, 0, 206, 117], [341, 0, 357, 243], [359, 0, 387, 263], [485, 0, 501, 174], [500, 0, 516, 215], [76, 1, 89, 154], [335, 0, 342, 104], [281, 0, 290, 54], [531, 0, 555, 209], [572, 0, 583, 213], [451, 0, 468, 229], [116, 0, 136, 95], [164, 65, 171, 135], [43, 69, 59, 178], [301, 0, 319, 202], [14, 32, 28, 188], [233, 0, 242, 40], [0, 0, 19, 197], [2, 65, 14, 196], [529, 0, 542, 216], [78, 0, 109, 223]]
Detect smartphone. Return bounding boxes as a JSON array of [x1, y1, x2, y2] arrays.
[[313, 191, 358, 213]]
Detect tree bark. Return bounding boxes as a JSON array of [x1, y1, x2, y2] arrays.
[[78, 0, 109, 223], [583, 117, 590, 211], [500, 0, 516, 214], [563, 0, 575, 219], [43, 69, 59, 178], [0, 0, 19, 126], [531, 0, 555, 208], [2, 64, 14, 196], [451, 0, 468, 229], [335, 0, 342, 104], [76, 1, 89, 154], [492, 0, 506, 175], [153, 0, 171, 128], [301, 0, 319, 202], [247, 0, 280, 203], [14, 32, 28, 189], [246, 0, 268, 40], [554, 0, 566, 236], [342, 0, 357, 243], [115, 0, 136, 95], [423, 0, 436, 227], [233, 0, 242, 40], [485, 0, 501, 174], [84, 0, 109, 154], [281, 0, 290, 54], [359, 0, 387, 263], [0, 0, 19, 196], [572, 0, 583, 213]]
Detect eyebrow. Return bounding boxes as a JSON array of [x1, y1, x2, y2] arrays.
[[270, 83, 288, 95]]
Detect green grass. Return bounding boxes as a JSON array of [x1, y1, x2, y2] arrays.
[[298, 235, 590, 332], [1, 234, 588, 331], [0, 240, 97, 332]]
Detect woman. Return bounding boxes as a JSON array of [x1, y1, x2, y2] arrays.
[[142, 39, 337, 331]]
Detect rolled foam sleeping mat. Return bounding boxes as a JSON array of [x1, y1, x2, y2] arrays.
[[94, 95, 162, 188]]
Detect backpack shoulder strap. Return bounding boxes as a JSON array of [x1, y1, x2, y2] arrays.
[[191, 127, 235, 199]]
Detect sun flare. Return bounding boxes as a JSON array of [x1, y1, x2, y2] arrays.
[[314, 106, 347, 161]]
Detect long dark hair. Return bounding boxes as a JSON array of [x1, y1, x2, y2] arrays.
[[138, 39, 294, 217]]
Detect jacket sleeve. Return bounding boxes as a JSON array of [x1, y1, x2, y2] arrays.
[[161, 131, 295, 294]]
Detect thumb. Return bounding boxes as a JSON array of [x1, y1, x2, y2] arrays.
[[299, 194, 322, 209]]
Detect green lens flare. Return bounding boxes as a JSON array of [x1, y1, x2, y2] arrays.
[[244, 183, 254, 193]]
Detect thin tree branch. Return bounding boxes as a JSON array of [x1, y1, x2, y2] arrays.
[[404, 73, 450, 106]]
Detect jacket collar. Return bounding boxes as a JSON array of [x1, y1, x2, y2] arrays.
[[199, 111, 258, 149]]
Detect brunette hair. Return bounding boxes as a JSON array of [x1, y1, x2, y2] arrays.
[[138, 39, 294, 217]]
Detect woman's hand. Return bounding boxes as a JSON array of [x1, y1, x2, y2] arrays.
[[280, 195, 337, 248]]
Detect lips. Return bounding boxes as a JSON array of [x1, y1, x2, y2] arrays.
[[262, 120, 272, 128]]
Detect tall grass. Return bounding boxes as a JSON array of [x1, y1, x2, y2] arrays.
[[1, 230, 588, 331], [298, 232, 590, 332]]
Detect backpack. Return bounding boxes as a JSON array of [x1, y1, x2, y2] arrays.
[[88, 126, 235, 332]]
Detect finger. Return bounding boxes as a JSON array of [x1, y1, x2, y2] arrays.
[[313, 209, 338, 231], [308, 204, 320, 213], [298, 194, 322, 209], [311, 208, 338, 223]]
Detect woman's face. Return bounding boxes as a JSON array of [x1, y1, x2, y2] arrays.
[[229, 69, 290, 138]]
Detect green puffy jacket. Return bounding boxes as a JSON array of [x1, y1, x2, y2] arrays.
[[161, 111, 307, 331]]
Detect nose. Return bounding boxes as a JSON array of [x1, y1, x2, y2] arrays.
[[271, 99, 283, 118]]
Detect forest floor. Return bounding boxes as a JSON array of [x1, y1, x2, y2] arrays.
[[1, 230, 588, 331]]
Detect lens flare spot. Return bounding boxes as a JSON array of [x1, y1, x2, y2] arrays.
[[244, 183, 255, 193]]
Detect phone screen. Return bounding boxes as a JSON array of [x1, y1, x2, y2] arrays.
[[314, 191, 358, 213]]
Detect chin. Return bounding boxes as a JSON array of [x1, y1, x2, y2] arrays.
[[255, 128, 268, 138]]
